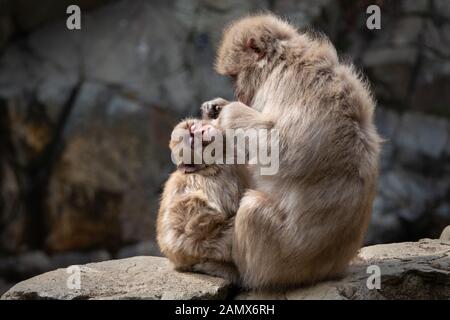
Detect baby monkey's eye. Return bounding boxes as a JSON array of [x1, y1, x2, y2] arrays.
[[229, 74, 238, 82]]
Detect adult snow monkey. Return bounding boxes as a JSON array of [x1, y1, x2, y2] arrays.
[[202, 14, 381, 290]]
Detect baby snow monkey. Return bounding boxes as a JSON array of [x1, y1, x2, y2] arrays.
[[157, 117, 249, 282]]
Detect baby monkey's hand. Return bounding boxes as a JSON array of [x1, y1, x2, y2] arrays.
[[201, 97, 229, 120]]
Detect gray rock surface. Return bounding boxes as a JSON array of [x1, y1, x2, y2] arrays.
[[237, 239, 450, 300], [3, 239, 450, 300], [1, 256, 231, 300], [441, 226, 450, 241]]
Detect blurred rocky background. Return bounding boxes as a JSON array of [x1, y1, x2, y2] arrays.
[[0, 0, 449, 294]]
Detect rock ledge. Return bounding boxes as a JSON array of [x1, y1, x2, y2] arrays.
[[2, 239, 450, 300], [1, 256, 230, 300]]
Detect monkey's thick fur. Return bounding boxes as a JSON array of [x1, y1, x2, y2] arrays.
[[157, 119, 249, 282], [211, 15, 381, 290]]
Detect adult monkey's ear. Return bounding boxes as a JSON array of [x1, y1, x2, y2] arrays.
[[246, 37, 266, 60]]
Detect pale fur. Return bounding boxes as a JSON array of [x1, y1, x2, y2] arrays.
[[156, 119, 250, 282], [211, 14, 382, 290]]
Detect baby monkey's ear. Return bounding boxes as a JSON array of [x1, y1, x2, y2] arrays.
[[246, 37, 266, 60]]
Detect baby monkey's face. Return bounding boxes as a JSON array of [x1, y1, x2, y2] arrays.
[[189, 121, 220, 148], [170, 119, 223, 173]]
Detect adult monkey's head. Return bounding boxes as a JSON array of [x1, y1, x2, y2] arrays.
[[215, 14, 297, 105]]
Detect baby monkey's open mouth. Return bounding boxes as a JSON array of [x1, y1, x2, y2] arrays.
[[177, 163, 205, 173], [176, 122, 217, 173]]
